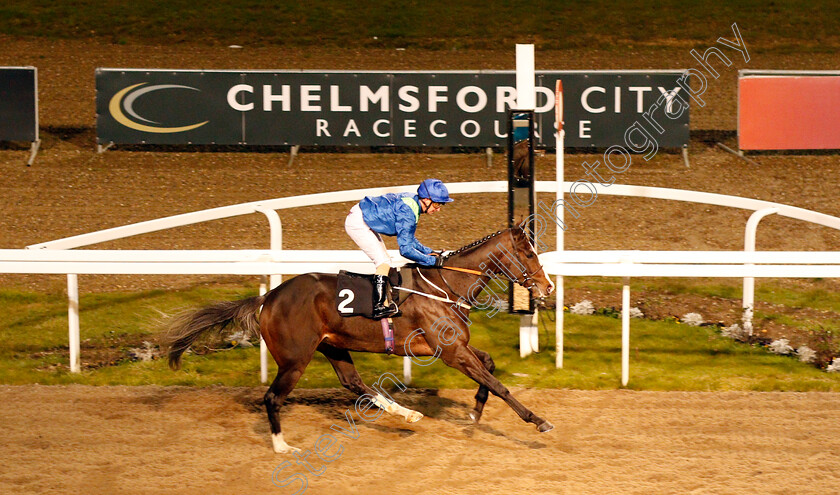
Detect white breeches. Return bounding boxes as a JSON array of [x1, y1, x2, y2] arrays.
[[345, 204, 391, 269]]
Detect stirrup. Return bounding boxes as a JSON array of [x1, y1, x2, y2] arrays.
[[372, 302, 399, 319], [372, 274, 400, 319]]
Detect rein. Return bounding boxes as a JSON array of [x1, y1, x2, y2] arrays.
[[434, 229, 545, 301], [404, 228, 545, 310], [440, 266, 483, 276], [433, 262, 490, 303]]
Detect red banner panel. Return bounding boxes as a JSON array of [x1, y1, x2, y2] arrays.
[[739, 75, 840, 150]]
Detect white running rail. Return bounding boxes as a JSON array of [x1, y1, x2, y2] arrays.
[[5, 181, 840, 385]]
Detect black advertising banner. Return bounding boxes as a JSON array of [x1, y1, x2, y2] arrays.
[[96, 69, 689, 148], [0, 67, 38, 142]]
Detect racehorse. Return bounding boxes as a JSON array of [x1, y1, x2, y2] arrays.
[[162, 226, 555, 453], [512, 139, 548, 182]]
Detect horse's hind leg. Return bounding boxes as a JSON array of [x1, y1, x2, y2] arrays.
[[264, 336, 320, 453], [264, 364, 308, 453], [468, 345, 495, 423], [319, 344, 423, 423]]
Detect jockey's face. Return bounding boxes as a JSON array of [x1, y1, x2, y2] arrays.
[[421, 198, 443, 214]]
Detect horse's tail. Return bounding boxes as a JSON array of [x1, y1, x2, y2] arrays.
[[162, 295, 265, 370]]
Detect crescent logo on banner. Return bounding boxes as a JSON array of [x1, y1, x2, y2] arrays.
[[109, 83, 209, 133]]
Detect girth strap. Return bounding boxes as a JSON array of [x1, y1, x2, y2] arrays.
[[381, 318, 395, 354], [394, 286, 471, 309]]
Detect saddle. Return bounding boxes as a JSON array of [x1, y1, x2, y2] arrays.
[[335, 268, 402, 319]]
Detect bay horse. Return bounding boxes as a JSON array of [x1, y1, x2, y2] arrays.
[[162, 226, 555, 453]]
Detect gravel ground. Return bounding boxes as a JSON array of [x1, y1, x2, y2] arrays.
[[4, 385, 840, 495]]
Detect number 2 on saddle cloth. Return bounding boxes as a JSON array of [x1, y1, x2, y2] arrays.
[[335, 269, 402, 353]]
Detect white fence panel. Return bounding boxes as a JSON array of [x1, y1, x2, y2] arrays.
[[7, 180, 840, 384]]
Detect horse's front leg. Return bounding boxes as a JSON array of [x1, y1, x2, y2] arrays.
[[440, 344, 553, 432]]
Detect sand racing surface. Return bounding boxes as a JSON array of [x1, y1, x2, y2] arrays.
[[2, 385, 839, 494]]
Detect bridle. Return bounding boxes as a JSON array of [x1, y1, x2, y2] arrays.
[[431, 229, 547, 300], [500, 228, 546, 291]]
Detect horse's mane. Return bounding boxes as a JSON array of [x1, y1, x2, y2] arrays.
[[401, 227, 524, 269], [443, 229, 508, 259]]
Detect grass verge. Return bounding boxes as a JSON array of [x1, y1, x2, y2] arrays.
[[2, 282, 840, 390]]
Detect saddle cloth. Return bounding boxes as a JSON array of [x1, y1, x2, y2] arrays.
[[335, 268, 402, 318]]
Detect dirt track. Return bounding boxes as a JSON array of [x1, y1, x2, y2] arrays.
[[2, 385, 840, 494]]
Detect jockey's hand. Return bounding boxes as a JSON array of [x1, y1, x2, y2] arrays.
[[433, 256, 444, 267]]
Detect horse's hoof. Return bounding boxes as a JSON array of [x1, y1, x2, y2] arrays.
[[273, 445, 302, 454], [468, 411, 482, 423], [405, 410, 424, 423], [537, 421, 554, 433], [272, 433, 302, 454]]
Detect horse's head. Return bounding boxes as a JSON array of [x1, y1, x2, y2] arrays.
[[505, 227, 555, 298], [456, 227, 553, 298]]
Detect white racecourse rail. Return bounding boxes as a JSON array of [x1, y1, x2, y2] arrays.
[[5, 181, 840, 385]]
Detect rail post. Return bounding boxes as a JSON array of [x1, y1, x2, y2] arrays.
[[743, 207, 778, 335], [67, 274, 80, 373], [621, 256, 631, 386], [256, 206, 283, 383], [555, 79, 565, 369]]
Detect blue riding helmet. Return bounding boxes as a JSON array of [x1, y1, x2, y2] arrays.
[[417, 179, 454, 204]]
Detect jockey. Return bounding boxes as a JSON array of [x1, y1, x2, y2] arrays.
[[345, 178, 453, 318]]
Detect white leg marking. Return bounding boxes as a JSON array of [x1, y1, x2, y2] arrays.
[[373, 393, 423, 423], [272, 432, 301, 454]]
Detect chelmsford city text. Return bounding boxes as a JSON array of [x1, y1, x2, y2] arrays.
[[226, 83, 684, 140]]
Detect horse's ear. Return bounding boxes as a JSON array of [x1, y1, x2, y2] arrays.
[[511, 225, 532, 247]]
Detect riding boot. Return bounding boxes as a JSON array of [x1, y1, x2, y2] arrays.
[[372, 274, 399, 319]]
